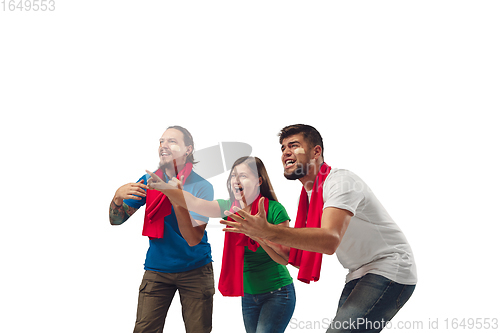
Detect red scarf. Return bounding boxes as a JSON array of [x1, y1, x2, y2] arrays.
[[288, 162, 331, 283], [142, 162, 193, 239], [218, 195, 269, 296]]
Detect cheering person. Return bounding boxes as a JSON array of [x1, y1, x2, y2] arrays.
[[147, 156, 295, 333]]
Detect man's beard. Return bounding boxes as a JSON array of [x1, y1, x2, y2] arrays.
[[284, 162, 308, 180], [159, 160, 173, 171]]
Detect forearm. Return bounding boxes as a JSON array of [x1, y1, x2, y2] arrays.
[[160, 188, 220, 218], [110, 181, 145, 225], [258, 241, 289, 265], [109, 200, 131, 225], [265, 225, 340, 255], [262, 239, 290, 262], [159, 188, 190, 209], [172, 204, 205, 246]]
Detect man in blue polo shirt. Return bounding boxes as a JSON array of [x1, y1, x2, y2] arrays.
[[109, 125, 214, 333]]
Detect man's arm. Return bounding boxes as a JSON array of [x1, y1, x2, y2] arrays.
[[261, 238, 291, 262], [109, 201, 139, 225], [172, 203, 207, 246], [221, 198, 352, 255], [252, 221, 291, 264], [255, 238, 288, 265], [163, 173, 213, 246], [109, 180, 147, 225], [266, 207, 351, 255], [146, 170, 221, 218]]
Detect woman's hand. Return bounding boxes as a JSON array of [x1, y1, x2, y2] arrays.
[[146, 170, 178, 191], [168, 176, 184, 190]]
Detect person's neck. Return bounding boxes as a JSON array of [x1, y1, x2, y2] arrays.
[[238, 194, 258, 212], [164, 160, 186, 179], [239, 200, 251, 212], [299, 160, 323, 191]]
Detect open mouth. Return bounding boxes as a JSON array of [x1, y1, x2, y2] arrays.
[[160, 150, 172, 157], [233, 185, 244, 194], [284, 159, 297, 169]]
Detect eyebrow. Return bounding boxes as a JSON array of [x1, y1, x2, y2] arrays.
[[282, 140, 300, 150]]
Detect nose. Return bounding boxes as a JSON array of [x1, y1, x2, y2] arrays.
[[282, 146, 292, 158], [160, 141, 172, 151]]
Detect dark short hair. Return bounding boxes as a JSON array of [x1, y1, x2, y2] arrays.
[[278, 124, 324, 158], [166, 125, 197, 164]]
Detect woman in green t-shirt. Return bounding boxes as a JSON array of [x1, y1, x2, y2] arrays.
[[147, 156, 295, 333]]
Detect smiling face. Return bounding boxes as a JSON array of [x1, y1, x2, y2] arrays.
[[281, 134, 313, 180], [158, 128, 192, 170], [230, 162, 262, 206]]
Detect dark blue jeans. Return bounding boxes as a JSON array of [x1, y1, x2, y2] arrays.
[[326, 274, 416, 333], [241, 283, 296, 333]]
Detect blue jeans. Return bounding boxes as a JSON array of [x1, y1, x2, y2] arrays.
[[241, 283, 296, 333], [326, 274, 416, 333]]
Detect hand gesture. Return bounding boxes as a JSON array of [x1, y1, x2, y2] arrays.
[[146, 170, 178, 191], [113, 179, 148, 205], [168, 176, 184, 190], [220, 197, 270, 239], [247, 234, 266, 245]]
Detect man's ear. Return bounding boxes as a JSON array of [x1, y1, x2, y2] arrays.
[[313, 145, 322, 160]]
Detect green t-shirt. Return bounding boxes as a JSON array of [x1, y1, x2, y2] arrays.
[[217, 199, 294, 294]]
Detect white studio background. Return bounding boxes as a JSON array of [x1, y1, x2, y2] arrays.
[[1, 1, 499, 332]]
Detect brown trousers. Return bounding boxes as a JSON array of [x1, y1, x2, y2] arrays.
[[133, 263, 215, 333]]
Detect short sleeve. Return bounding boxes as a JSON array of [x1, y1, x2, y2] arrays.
[[267, 201, 291, 225], [216, 199, 232, 220], [123, 174, 150, 209], [186, 180, 214, 223], [322, 172, 364, 216]]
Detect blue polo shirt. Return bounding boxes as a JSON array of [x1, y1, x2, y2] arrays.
[[124, 170, 213, 273]]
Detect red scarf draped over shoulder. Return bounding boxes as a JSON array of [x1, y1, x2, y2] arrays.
[[142, 163, 193, 239], [288, 162, 331, 283], [218, 195, 269, 297]]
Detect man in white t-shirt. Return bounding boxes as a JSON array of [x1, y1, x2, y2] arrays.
[[221, 124, 417, 333]]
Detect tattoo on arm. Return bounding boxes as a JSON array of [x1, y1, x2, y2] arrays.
[[109, 201, 138, 225]]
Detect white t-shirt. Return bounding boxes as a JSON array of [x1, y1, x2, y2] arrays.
[[320, 168, 417, 285]]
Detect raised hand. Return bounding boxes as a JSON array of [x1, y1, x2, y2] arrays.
[[113, 179, 148, 205], [145, 170, 178, 191], [169, 176, 184, 190], [220, 197, 270, 239]]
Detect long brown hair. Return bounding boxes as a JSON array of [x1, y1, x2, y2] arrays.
[[166, 125, 197, 165], [226, 156, 278, 203]]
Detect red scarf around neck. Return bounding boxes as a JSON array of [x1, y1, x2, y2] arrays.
[[142, 162, 193, 239], [288, 162, 331, 283], [218, 194, 269, 297]]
